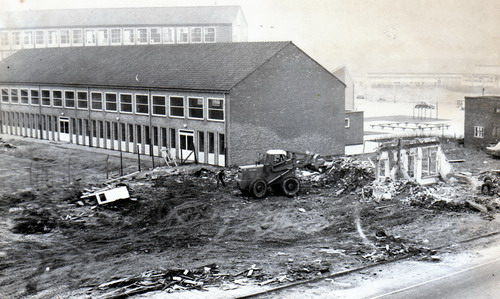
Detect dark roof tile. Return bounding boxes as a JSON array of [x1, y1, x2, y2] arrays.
[[0, 42, 291, 91]]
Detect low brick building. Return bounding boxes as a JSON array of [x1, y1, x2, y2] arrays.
[[0, 42, 348, 166], [464, 96, 500, 147]]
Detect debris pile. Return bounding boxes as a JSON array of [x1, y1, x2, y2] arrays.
[[11, 208, 58, 234], [358, 230, 440, 262], [93, 264, 219, 298], [299, 157, 374, 195], [360, 179, 491, 213]]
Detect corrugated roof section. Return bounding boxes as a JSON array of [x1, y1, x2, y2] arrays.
[[0, 42, 291, 91], [0, 6, 243, 29]]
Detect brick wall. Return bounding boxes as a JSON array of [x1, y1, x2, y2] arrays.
[[227, 43, 346, 165], [464, 96, 500, 147], [345, 110, 364, 145]]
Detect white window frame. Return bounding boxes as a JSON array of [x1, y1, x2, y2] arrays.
[[30, 89, 40, 105], [10, 88, 19, 104], [187, 97, 204, 120], [64, 90, 75, 108], [52, 89, 63, 107], [176, 27, 189, 44], [11, 31, 21, 48], [190, 27, 202, 43], [85, 29, 96, 46], [35, 30, 46, 47], [149, 27, 161, 44], [203, 27, 216, 43], [162, 27, 175, 44], [110, 28, 122, 45], [72, 29, 83, 46], [207, 98, 225, 121], [152, 94, 167, 116], [47, 30, 58, 47], [20, 88, 29, 105], [0, 31, 9, 47], [119, 93, 133, 114], [23, 31, 34, 48], [97, 28, 109, 46], [169, 95, 185, 118], [59, 29, 70, 46], [135, 94, 149, 115], [90, 91, 103, 111], [136, 28, 148, 44], [123, 28, 135, 45], [474, 126, 484, 138], [76, 91, 88, 110], [1, 87, 9, 103], [41, 89, 51, 106], [104, 92, 118, 112], [345, 118, 350, 128]]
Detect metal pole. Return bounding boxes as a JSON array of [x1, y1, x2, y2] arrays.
[[150, 140, 155, 169], [68, 158, 71, 184], [120, 150, 123, 176], [137, 145, 141, 172], [106, 155, 109, 180]]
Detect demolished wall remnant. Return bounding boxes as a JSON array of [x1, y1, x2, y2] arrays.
[[375, 137, 452, 185]]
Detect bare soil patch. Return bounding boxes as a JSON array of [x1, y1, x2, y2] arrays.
[[0, 136, 499, 298]]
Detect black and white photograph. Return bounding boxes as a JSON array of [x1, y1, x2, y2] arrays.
[[0, 0, 499, 298]]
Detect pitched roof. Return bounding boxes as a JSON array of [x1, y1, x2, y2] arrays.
[[0, 6, 244, 29], [0, 42, 291, 91]]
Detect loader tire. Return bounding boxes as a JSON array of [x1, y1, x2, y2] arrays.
[[250, 179, 267, 199], [281, 177, 300, 197]]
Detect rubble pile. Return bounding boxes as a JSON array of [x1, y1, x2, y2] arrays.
[[299, 157, 374, 195], [285, 260, 331, 281], [358, 230, 440, 263], [360, 179, 483, 212], [93, 264, 220, 298]]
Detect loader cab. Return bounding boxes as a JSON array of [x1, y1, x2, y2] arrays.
[[263, 150, 288, 166]]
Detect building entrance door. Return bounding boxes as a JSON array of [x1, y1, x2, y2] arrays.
[[179, 130, 195, 162], [59, 117, 70, 142]]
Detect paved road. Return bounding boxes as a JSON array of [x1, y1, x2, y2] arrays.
[[248, 237, 500, 299], [372, 258, 500, 299]]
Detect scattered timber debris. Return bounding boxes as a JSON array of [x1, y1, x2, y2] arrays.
[[357, 230, 440, 262]]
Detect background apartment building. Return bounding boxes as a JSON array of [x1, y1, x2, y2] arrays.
[[0, 6, 248, 60]]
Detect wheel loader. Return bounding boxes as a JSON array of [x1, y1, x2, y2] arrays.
[[236, 150, 324, 198]]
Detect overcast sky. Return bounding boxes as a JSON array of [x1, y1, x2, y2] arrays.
[[1, 0, 499, 77]]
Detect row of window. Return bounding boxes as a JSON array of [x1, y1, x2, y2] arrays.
[[0, 111, 226, 160], [0, 26, 217, 49], [1, 87, 225, 121]]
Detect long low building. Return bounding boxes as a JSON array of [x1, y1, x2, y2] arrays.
[[0, 42, 353, 166], [0, 6, 248, 60]]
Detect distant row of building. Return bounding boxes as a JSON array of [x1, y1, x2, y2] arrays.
[[0, 6, 248, 60], [365, 66, 500, 90]]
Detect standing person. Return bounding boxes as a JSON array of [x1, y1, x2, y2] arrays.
[[217, 170, 226, 188]]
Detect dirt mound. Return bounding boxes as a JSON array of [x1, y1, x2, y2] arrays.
[[12, 209, 57, 234]]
